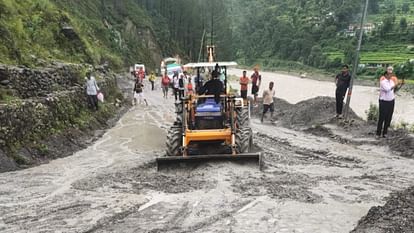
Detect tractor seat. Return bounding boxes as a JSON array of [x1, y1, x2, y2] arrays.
[[196, 98, 222, 117]]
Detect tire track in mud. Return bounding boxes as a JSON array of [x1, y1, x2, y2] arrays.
[[255, 131, 362, 169], [72, 162, 216, 195]]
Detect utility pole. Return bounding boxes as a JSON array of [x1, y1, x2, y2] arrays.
[[211, 5, 214, 47], [198, 30, 206, 62], [344, 0, 369, 120]]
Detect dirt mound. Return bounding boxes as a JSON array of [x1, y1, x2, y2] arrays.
[[388, 130, 414, 158], [282, 96, 338, 128], [351, 186, 414, 233], [253, 96, 361, 129]]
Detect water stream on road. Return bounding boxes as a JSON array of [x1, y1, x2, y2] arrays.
[[0, 77, 413, 232]]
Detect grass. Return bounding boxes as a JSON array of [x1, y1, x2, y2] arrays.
[[0, 88, 20, 103], [0, 0, 155, 70], [325, 49, 414, 64]]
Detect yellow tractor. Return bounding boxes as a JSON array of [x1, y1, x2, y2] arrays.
[[156, 62, 261, 169]]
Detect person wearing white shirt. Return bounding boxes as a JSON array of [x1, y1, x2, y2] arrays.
[[376, 66, 403, 138], [261, 81, 275, 123], [85, 74, 100, 111]]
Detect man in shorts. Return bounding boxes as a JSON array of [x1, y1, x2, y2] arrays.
[[133, 80, 148, 106], [239, 70, 249, 99], [251, 67, 261, 106], [261, 81, 275, 123]]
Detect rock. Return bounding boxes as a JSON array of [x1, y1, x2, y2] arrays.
[[0, 149, 17, 172], [0, 80, 10, 85], [0, 65, 9, 81]]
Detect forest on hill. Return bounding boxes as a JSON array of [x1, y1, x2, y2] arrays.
[[227, 0, 414, 79], [0, 0, 413, 79], [0, 0, 232, 71]]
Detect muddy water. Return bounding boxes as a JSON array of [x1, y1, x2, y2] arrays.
[[228, 68, 414, 125], [1, 78, 414, 232]]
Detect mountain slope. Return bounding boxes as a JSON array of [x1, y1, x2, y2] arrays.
[[0, 0, 162, 70]]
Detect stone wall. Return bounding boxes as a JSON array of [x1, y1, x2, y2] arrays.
[[0, 63, 86, 98], [0, 63, 122, 172]]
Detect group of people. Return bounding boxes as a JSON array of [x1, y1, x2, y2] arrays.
[[335, 64, 404, 138], [161, 71, 191, 101], [87, 62, 404, 139], [239, 68, 275, 123], [132, 67, 154, 106], [239, 63, 405, 136]]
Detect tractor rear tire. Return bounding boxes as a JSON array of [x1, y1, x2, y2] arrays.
[[166, 127, 182, 156], [174, 103, 183, 126], [235, 127, 252, 153], [236, 107, 249, 128]]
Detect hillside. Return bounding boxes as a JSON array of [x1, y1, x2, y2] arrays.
[[1, 0, 413, 77], [0, 0, 166, 70], [226, 0, 414, 79], [0, 0, 235, 71]]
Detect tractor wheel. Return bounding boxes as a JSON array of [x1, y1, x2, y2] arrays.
[[235, 127, 252, 153], [174, 103, 183, 126], [174, 114, 183, 126], [166, 127, 182, 156], [235, 107, 249, 128]]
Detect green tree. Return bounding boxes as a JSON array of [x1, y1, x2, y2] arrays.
[[394, 62, 414, 80], [400, 17, 407, 32], [402, 3, 410, 14], [380, 15, 394, 36], [307, 45, 326, 68], [368, 0, 380, 14], [344, 45, 356, 66], [386, 1, 396, 12], [409, 28, 414, 43]]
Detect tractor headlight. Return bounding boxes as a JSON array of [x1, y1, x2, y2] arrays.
[[234, 98, 244, 107]]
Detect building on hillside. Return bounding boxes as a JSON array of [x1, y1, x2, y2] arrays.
[[342, 23, 376, 37]]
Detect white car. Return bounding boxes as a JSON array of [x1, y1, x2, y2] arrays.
[[134, 64, 145, 73]]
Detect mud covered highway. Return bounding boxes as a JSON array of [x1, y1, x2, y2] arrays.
[[0, 76, 414, 233]]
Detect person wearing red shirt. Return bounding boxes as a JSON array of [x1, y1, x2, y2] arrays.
[[239, 70, 249, 99], [161, 72, 170, 99], [251, 68, 261, 106], [139, 68, 146, 82]]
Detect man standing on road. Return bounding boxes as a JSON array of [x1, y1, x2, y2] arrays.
[[239, 70, 249, 99], [138, 67, 145, 83], [85, 72, 100, 111], [149, 71, 156, 91], [335, 64, 351, 119], [376, 66, 404, 138], [261, 81, 275, 123], [172, 71, 180, 102], [251, 67, 261, 106], [178, 73, 185, 99], [161, 72, 170, 99], [133, 80, 148, 106]]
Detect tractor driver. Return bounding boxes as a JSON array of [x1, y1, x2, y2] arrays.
[[198, 67, 224, 104]]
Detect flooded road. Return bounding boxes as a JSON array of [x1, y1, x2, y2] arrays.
[[0, 77, 413, 233]]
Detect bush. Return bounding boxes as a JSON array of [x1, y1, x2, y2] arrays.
[[395, 120, 410, 130], [366, 102, 379, 122]]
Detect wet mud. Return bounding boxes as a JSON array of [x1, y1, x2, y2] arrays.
[[351, 186, 414, 233], [231, 170, 323, 203], [73, 162, 216, 194], [1, 78, 414, 232]]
